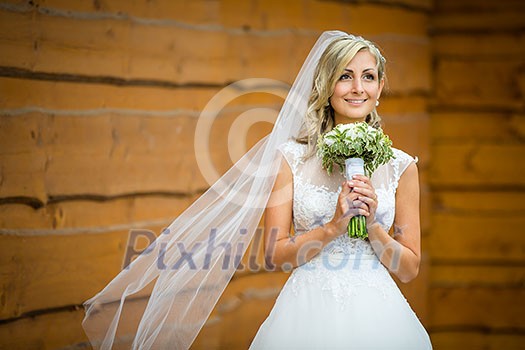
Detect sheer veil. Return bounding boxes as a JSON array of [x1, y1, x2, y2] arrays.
[[82, 30, 347, 350]]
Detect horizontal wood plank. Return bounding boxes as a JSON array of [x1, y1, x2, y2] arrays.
[[433, 191, 525, 213], [431, 113, 525, 144], [430, 144, 525, 187], [0, 77, 222, 110], [432, 11, 525, 32], [36, 0, 221, 25], [30, 1, 430, 34], [0, 196, 192, 230], [435, 0, 525, 12], [428, 213, 525, 262], [0, 228, 139, 319], [0, 307, 90, 350], [430, 331, 525, 350], [433, 59, 524, 109], [433, 34, 525, 58], [429, 286, 525, 328], [431, 265, 525, 287], [0, 8, 430, 92], [428, 214, 525, 263]]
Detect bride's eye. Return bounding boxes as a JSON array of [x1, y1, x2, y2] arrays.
[[339, 73, 351, 81], [363, 74, 375, 81]]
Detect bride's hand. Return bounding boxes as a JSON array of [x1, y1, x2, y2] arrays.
[[327, 181, 364, 236], [350, 175, 378, 227]]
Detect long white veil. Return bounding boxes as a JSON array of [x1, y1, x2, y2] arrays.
[[82, 30, 347, 350]]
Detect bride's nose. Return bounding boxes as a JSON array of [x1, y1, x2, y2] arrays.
[[351, 79, 364, 94]]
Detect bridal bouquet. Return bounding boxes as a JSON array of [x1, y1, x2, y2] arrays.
[[317, 122, 394, 239]]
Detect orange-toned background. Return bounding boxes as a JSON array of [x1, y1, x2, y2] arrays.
[[0, 0, 523, 349]]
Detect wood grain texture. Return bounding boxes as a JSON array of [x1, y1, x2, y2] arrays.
[[431, 265, 525, 287], [433, 59, 524, 110], [0, 307, 90, 350], [0, 5, 430, 92], [433, 34, 525, 58], [430, 331, 525, 350], [428, 213, 524, 262], [0, 196, 192, 230], [0, 228, 143, 319], [434, 0, 525, 12], [429, 286, 525, 328], [431, 113, 525, 144], [432, 11, 525, 32], [429, 0, 524, 349], [431, 192, 525, 265], [430, 144, 525, 187]]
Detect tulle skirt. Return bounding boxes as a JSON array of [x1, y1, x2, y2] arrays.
[[249, 253, 432, 349]]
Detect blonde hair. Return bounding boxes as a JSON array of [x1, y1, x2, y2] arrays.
[[297, 35, 387, 158]]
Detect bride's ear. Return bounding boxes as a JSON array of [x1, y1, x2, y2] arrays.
[[377, 78, 385, 100]]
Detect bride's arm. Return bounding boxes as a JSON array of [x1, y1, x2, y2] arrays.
[[358, 162, 421, 283], [264, 158, 360, 269]]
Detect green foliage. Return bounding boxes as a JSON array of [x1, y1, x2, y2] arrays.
[[317, 122, 395, 177]]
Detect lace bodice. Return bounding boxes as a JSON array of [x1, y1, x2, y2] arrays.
[[279, 140, 416, 257], [277, 140, 417, 308]]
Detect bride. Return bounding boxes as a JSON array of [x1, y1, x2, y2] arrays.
[[248, 34, 432, 349], [82, 31, 432, 349]]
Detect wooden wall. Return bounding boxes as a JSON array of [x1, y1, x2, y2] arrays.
[[428, 0, 525, 349], [6, 0, 511, 348]]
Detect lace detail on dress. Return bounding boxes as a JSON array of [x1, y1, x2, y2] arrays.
[[289, 256, 399, 310], [293, 173, 338, 233], [278, 140, 416, 306], [279, 140, 305, 174], [322, 236, 376, 256]]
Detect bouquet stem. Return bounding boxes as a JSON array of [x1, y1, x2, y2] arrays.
[[348, 215, 367, 239]]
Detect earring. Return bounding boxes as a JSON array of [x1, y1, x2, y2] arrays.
[[375, 100, 380, 107]]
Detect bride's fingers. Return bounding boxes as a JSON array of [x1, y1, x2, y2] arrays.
[[352, 199, 368, 210], [349, 177, 373, 192], [352, 174, 372, 185], [357, 195, 377, 214], [339, 207, 368, 221], [340, 181, 352, 196], [353, 200, 371, 216], [352, 185, 376, 201], [347, 198, 369, 213], [332, 182, 367, 233], [339, 194, 359, 216]]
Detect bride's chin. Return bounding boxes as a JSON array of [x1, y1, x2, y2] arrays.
[[344, 116, 367, 123]]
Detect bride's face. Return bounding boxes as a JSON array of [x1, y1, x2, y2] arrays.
[[329, 50, 384, 123]]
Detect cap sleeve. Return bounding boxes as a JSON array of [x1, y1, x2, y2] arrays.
[[391, 148, 418, 192], [278, 140, 306, 176]]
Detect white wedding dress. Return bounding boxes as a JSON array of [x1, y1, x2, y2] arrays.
[[249, 140, 432, 350]]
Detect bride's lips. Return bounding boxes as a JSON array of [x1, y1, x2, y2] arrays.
[[344, 98, 368, 105]]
